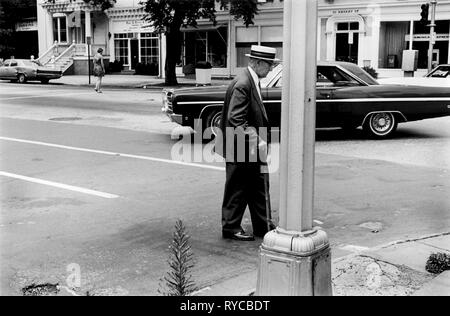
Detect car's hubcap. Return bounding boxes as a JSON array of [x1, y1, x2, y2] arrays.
[[371, 113, 392, 134]]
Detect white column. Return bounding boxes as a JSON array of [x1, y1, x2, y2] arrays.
[[85, 10, 92, 56], [256, 0, 331, 296], [85, 10, 92, 39], [109, 19, 114, 61], [448, 22, 450, 63], [37, 0, 53, 56], [317, 18, 322, 61], [57, 17, 61, 42], [160, 34, 167, 78], [409, 20, 414, 50], [371, 18, 381, 69]]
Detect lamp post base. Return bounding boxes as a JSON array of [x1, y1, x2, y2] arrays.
[[256, 227, 332, 296]]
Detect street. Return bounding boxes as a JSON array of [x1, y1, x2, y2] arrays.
[[0, 82, 449, 296]]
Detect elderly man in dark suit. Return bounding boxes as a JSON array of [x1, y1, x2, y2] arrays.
[[217, 45, 280, 241]]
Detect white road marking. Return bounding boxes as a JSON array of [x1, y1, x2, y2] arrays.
[[0, 171, 119, 199], [0, 92, 93, 101], [0, 136, 225, 171]]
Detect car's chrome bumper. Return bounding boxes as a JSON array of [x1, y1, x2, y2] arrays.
[[162, 105, 183, 125], [161, 89, 183, 125], [168, 113, 183, 125]]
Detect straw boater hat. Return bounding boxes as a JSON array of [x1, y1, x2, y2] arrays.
[[246, 45, 281, 63]]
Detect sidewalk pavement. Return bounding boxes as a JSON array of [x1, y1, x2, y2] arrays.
[[52, 74, 232, 89], [196, 232, 450, 296]]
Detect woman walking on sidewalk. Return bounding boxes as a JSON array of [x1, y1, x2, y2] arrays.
[[93, 48, 105, 93]]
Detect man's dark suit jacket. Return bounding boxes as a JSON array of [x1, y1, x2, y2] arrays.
[[215, 68, 270, 164]]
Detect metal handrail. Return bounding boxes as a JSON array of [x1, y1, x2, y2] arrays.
[[54, 41, 76, 63], [36, 41, 58, 64]]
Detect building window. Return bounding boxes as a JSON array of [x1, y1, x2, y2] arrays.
[[236, 26, 258, 67], [378, 21, 409, 68], [335, 22, 360, 64], [114, 34, 129, 66], [236, 25, 282, 67], [140, 33, 159, 75], [412, 20, 449, 68], [53, 16, 67, 43], [140, 33, 159, 64], [208, 27, 228, 68], [182, 26, 228, 70]]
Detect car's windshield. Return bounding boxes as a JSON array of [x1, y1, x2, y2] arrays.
[[427, 65, 450, 78], [260, 64, 282, 88], [19, 60, 36, 67], [338, 62, 379, 85]]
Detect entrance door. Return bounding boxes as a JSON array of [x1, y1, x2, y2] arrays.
[[335, 32, 359, 64], [130, 39, 139, 69], [335, 22, 359, 64]]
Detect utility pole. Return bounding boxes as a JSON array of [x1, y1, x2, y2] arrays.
[[87, 36, 92, 85], [256, 0, 332, 296], [428, 0, 438, 72]]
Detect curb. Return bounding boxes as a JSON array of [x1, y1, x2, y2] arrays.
[[201, 232, 450, 296]]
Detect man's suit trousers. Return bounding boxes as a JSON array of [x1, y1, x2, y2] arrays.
[[222, 162, 270, 236]]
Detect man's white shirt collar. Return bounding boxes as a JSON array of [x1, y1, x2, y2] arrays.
[[248, 66, 262, 101]]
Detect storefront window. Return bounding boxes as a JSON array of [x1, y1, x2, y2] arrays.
[[140, 34, 159, 65], [208, 27, 228, 68], [236, 26, 258, 67], [114, 34, 129, 66], [236, 25, 283, 67], [412, 20, 449, 68], [140, 33, 159, 75], [378, 21, 409, 68], [183, 26, 228, 71]]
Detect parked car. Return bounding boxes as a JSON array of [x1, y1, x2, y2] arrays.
[[162, 61, 450, 139], [0, 59, 62, 84], [378, 64, 450, 87]]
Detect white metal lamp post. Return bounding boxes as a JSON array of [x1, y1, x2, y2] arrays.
[[256, 0, 332, 296]]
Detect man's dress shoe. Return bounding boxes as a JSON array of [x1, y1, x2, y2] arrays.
[[222, 230, 255, 241]]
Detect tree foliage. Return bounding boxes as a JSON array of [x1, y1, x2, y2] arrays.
[[141, 0, 259, 85], [0, 0, 37, 59], [158, 220, 198, 296]]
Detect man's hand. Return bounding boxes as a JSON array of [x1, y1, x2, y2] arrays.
[[258, 139, 268, 163]]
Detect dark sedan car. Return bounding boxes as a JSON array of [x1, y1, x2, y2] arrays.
[[0, 59, 62, 84], [162, 61, 450, 138]]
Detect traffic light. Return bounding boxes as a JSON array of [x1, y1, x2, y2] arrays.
[[420, 3, 429, 25]]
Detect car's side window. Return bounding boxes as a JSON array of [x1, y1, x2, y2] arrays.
[[316, 71, 334, 87], [3, 60, 11, 67], [317, 66, 359, 87], [10, 61, 18, 67]]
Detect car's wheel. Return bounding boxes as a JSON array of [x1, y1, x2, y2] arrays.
[[41, 79, 49, 84], [17, 74, 27, 84], [363, 112, 397, 138], [204, 109, 222, 137]]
